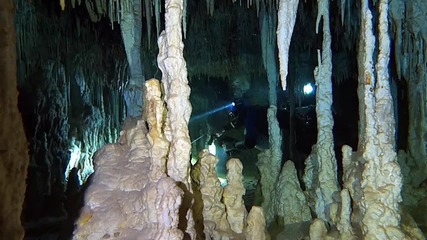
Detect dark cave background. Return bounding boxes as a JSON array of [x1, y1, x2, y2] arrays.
[[14, 0, 409, 239]]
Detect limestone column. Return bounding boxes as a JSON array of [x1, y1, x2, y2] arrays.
[[358, 0, 406, 238], [311, 0, 339, 222], [157, 0, 192, 188], [0, 1, 29, 239]]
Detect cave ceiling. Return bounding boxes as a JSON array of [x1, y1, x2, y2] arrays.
[[18, 0, 360, 93]]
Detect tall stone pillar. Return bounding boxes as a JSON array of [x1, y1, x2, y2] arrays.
[[0, 1, 29, 239]]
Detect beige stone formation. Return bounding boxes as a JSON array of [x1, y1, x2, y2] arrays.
[[191, 152, 269, 239], [144, 79, 169, 181], [276, 160, 311, 226], [260, 7, 283, 227], [310, 0, 339, 223], [156, 0, 196, 236], [157, 0, 192, 187], [0, 1, 29, 239], [400, 209, 425, 240], [191, 150, 230, 238], [357, 0, 407, 239], [73, 119, 184, 239], [257, 150, 278, 225], [223, 158, 247, 233], [341, 145, 363, 206], [245, 206, 268, 240], [73, 79, 187, 240], [309, 218, 328, 240], [340, 145, 364, 227], [337, 188, 355, 240], [303, 145, 318, 211]]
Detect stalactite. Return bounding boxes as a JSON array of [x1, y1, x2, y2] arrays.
[[255, 0, 259, 16], [183, 0, 187, 38], [95, 0, 103, 14], [207, 0, 214, 16], [276, 0, 298, 90], [340, 0, 346, 26], [346, 0, 350, 31], [155, 0, 161, 38], [145, 0, 152, 47]]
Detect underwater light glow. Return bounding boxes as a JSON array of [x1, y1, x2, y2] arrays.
[[190, 102, 235, 123], [218, 177, 228, 187], [208, 142, 216, 155], [303, 83, 314, 95]]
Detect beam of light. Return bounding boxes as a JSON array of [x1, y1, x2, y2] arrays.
[[303, 83, 314, 95], [190, 102, 235, 123]]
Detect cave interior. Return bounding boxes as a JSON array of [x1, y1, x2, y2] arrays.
[[1, 0, 427, 239]]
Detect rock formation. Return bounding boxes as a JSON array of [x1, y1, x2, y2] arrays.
[[223, 158, 247, 233], [0, 1, 29, 239]]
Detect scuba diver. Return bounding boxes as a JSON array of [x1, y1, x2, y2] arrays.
[[226, 98, 317, 153], [227, 99, 269, 149]]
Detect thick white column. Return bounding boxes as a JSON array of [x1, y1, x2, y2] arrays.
[[157, 0, 192, 187], [311, 0, 339, 222], [359, 0, 406, 238]]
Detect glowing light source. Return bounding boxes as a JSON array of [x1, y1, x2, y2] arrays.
[[218, 177, 228, 187], [208, 142, 216, 155], [303, 83, 314, 95], [190, 102, 235, 123]]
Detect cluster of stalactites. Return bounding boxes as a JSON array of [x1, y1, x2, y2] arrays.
[[61, 0, 165, 44]]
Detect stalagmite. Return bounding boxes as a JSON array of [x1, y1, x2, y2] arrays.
[[259, 6, 282, 226], [73, 80, 184, 239], [337, 189, 355, 240], [191, 150, 230, 238], [156, 0, 195, 237], [276, 0, 299, 90], [359, 0, 406, 238], [303, 145, 318, 211], [257, 150, 277, 225], [309, 219, 328, 240], [307, 0, 339, 223], [245, 206, 267, 240], [223, 158, 247, 233], [144, 79, 169, 181], [157, 0, 193, 187], [341, 145, 364, 227], [276, 161, 311, 225]]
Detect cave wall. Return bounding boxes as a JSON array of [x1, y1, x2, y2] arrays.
[[15, 1, 128, 238], [0, 0, 29, 239]]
